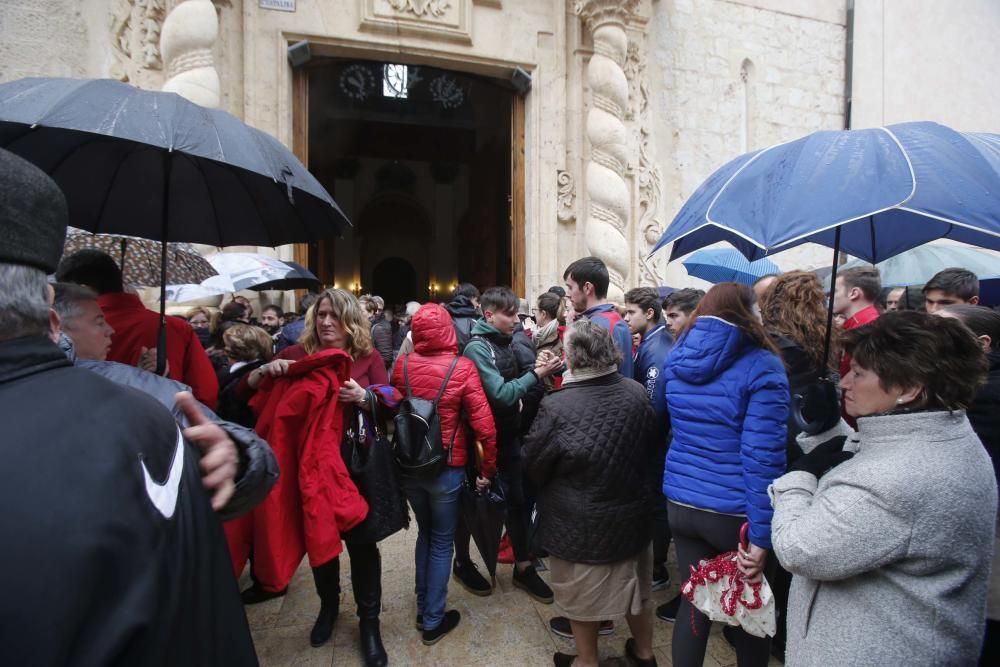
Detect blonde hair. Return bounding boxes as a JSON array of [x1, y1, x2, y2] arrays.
[[185, 306, 219, 332], [300, 288, 374, 358], [223, 324, 274, 363]]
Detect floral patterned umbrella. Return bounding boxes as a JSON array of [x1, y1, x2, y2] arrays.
[[62, 228, 217, 287]]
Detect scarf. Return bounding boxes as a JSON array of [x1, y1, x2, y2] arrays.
[[562, 364, 617, 385]]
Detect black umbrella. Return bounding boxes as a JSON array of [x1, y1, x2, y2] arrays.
[[459, 442, 507, 580], [0, 77, 349, 372], [250, 260, 321, 292]]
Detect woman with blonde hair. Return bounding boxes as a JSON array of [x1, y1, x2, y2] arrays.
[[230, 288, 399, 664]]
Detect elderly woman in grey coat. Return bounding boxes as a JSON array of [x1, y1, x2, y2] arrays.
[[769, 311, 997, 666], [524, 319, 659, 667]]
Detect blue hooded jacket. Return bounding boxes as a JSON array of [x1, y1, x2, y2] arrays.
[[663, 316, 788, 549]]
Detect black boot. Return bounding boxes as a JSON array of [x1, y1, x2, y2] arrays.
[[360, 619, 388, 667], [349, 543, 387, 667], [310, 557, 340, 647]]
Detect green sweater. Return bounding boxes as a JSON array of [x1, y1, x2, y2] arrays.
[[463, 319, 538, 410]]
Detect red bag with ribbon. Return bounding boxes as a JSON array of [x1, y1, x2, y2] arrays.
[[679, 522, 776, 638]]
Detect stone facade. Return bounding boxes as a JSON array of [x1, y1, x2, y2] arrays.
[[3, 1, 998, 300]]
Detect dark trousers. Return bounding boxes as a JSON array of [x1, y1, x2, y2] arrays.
[[455, 445, 531, 565], [312, 541, 382, 620], [652, 490, 672, 571], [667, 501, 772, 667]]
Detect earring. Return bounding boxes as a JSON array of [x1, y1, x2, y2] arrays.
[[896, 397, 904, 405]]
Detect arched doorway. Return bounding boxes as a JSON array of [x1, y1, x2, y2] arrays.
[[371, 256, 417, 305]]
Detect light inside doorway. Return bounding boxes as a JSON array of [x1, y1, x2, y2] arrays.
[[382, 64, 408, 99]]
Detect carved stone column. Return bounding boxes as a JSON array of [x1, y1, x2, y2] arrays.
[[575, 0, 639, 302], [160, 0, 220, 108]]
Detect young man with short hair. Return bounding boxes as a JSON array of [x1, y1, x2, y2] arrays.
[[923, 267, 980, 313], [457, 286, 562, 602], [563, 256, 634, 377], [662, 288, 705, 337]]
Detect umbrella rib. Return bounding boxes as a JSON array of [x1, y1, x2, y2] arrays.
[[228, 165, 274, 246], [92, 145, 146, 234]]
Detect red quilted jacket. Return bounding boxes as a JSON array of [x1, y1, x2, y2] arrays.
[[391, 303, 498, 478], [224, 348, 368, 592]]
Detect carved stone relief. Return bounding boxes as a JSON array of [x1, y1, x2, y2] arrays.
[[388, 0, 452, 17], [110, 0, 166, 88], [363, 0, 472, 43], [625, 34, 664, 288], [557, 170, 576, 224]]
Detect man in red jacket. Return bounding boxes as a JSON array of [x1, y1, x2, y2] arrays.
[[832, 267, 881, 425], [56, 249, 219, 409]]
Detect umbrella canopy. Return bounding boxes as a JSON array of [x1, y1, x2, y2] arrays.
[[682, 248, 780, 285], [0, 77, 349, 245], [0, 76, 347, 374], [654, 122, 1000, 263], [207, 252, 321, 292], [834, 244, 1000, 288], [63, 229, 216, 287], [164, 274, 237, 304]]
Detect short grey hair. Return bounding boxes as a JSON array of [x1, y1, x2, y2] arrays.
[[0, 263, 51, 342], [405, 301, 420, 318], [564, 319, 623, 371], [52, 282, 99, 327]]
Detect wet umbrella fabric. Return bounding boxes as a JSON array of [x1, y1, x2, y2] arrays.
[[63, 229, 217, 287], [681, 248, 780, 285], [653, 122, 1000, 263], [0, 77, 348, 246]]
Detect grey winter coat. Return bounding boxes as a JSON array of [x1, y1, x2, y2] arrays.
[[60, 335, 279, 521], [770, 411, 997, 667]]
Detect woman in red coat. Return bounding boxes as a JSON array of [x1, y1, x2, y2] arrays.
[[391, 303, 497, 645], [234, 288, 395, 663]]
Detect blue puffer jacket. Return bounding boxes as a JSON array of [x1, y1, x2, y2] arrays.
[[663, 316, 788, 549]]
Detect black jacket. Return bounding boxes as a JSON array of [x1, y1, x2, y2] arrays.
[[968, 350, 1000, 489], [445, 295, 478, 352], [370, 314, 393, 369], [524, 372, 656, 564], [0, 336, 256, 666]]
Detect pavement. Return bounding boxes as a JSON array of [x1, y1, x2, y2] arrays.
[[243, 527, 783, 667]]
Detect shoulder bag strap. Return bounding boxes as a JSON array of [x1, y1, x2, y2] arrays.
[[403, 353, 413, 397], [433, 356, 461, 407]]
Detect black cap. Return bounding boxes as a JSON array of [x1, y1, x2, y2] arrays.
[[0, 148, 68, 273]]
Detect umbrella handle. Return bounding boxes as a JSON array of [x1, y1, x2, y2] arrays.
[[739, 522, 749, 550], [475, 441, 485, 473]]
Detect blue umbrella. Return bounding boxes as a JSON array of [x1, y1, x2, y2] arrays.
[[682, 248, 780, 285], [834, 244, 1000, 288], [654, 122, 1000, 264]]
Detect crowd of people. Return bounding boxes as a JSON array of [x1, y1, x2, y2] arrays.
[[2, 146, 999, 667]]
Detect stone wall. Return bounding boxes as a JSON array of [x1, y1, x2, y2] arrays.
[[650, 0, 846, 285], [0, 0, 111, 83]]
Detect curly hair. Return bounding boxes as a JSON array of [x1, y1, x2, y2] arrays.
[[843, 310, 987, 411], [300, 288, 373, 358], [759, 271, 837, 368]]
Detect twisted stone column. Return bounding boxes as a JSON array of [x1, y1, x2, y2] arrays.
[[160, 0, 220, 108], [575, 0, 638, 302]]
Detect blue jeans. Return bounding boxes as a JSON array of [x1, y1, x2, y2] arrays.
[[403, 465, 465, 631]]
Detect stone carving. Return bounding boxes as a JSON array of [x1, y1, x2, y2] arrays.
[[388, 0, 452, 17], [110, 0, 166, 86], [160, 0, 220, 108], [624, 35, 664, 288], [557, 170, 576, 223], [575, 0, 640, 301]]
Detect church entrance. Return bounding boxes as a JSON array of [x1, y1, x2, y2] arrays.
[[293, 57, 523, 306]]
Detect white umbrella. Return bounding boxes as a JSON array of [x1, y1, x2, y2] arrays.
[[164, 274, 236, 303], [831, 244, 1000, 288], [207, 252, 320, 291]]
